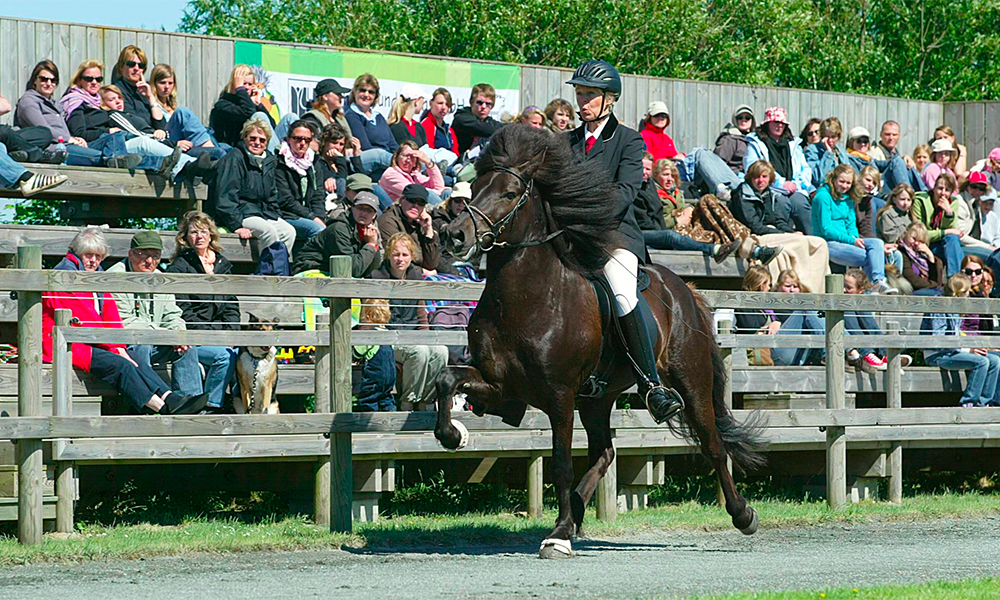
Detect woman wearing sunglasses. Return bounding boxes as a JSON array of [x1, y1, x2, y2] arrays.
[[714, 104, 755, 177], [110, 46, 167, 139], [344, 74, 397, 178], [275, 120, 327, 242]]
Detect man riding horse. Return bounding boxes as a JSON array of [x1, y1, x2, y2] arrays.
[[567, 59, 684, 423]]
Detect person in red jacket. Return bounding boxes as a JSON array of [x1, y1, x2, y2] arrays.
[[420, 87, 460, 169], [41, 227, 209, 415], [640, 101, 684, 162]]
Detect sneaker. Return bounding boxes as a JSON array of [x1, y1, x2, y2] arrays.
[[18, 172, 68, 197], [161, 392, 210, 415], [871, 280, 898, 295], [961, 401, 981, 408], [713, 238, 742, 264], [755, 244, 783, 266], [847, 349, 861, 362], [106, 153, 143, 170], [8, 150, 29, 162], [715, 183, 732, 203], [863, 353, 888, 371], [156, 146, 183, 179], [850, 353, 877, 374]]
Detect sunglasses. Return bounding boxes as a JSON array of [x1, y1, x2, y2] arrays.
[[80, 75, 103, 83], [357, 87, 377, 95], [290, 135, 313, 143], [125, 60, 146, 70], [735, 114, 752, 121], [964, 268, 984, 276], [971, 184, 988, 191], [475, 99, 494, 108], [855, 137, 870, 145], [37, 76, 57, 84], [807, 128, 820, 135]]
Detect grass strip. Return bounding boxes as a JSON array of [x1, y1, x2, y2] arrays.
[[685, 577, 1000, 600]]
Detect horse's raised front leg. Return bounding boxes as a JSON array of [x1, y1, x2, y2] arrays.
[[570, 397, 616, 535], [434, 366, 501, 451], [539, 394, 577, 559]]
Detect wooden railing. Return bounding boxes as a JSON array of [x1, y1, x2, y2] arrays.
[[3, 246, 1000, 545]]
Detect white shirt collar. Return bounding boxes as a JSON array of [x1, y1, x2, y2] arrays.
[[585, 117, 609, 142]]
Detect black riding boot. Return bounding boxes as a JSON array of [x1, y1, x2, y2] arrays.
[[619, 297, 684, 423]]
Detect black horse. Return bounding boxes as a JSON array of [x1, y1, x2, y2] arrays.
[[435, 125, 765, 559]]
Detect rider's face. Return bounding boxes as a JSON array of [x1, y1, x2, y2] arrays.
[[575, 86, 611, 122]]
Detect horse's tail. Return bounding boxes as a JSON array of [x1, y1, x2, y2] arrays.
[[709, 340, 768, 474]]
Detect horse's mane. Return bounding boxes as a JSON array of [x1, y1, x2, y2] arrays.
[[475, 125, 623, 276]]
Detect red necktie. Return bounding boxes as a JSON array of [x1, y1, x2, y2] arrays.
[[585, 136, 596, 154]]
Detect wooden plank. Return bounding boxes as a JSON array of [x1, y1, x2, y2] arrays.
[[51, 24, 71, 102], [201, 39, 219, 127], [526, 452, 543, 518], [966, 103, 986, 164], [0, 20, 17, 121], [313, 313, 330, 526], [16, 246, 43, 545], [52, 309, 74, 533], [17, 20, 35, 98], [59, 326, 470, 348], [595, 432, 616, 522], [68, 26, 86, 79], [985, 103, 1000, 160], [0, 497, 58, 522], [329, 256, 352, 533], [184, 37, 202, 118], [718, 334, 1000, 350], [102, 28, 121, 77], [466, 456, 497, 484], [0, 164, 205, 201]]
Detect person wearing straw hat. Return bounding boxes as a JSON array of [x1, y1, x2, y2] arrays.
[[744, 106, 815, 235], [922, 138, 958, 190]]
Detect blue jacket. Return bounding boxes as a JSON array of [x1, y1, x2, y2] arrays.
[[920, 312, 963, 363], [811, 185, 859, 245], [744, 133, 814, 194], [345, 105, 398, 153]]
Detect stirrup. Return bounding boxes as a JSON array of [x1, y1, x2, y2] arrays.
[[645, 384, 685, 424]]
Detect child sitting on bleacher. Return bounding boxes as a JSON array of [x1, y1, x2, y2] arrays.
[[843, 268, 911, 373], [734, 266, 824, 367], [921, 274, 1000, 407]]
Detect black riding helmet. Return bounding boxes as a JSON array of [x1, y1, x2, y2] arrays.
[[566, 59, 622, 99]]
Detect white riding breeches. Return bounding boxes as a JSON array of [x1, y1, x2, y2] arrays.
[[603, 248, 639, 317]]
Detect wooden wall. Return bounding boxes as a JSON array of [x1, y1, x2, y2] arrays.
[[943, 102, 1000, 167], [0, 16, 960, 163]]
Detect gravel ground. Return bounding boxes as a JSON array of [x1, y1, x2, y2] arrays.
[[3, 516, 1000, 599]]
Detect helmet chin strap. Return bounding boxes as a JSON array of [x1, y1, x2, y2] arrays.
[[577, 93, 614, 124]]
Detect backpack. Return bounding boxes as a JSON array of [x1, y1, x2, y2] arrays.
[[255, 241, 291, 276]]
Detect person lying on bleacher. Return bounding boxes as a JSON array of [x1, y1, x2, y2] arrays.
[[16, 59, 142, 170], [108, 231, 235, 415], [292, 191, 383, 277], [0, 92, 63, 164], [42, 227, 209, 415]]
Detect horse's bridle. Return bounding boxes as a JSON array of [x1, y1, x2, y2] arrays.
[[466, 166, 563, 252]]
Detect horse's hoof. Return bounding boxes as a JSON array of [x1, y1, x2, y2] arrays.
[[439, 419, 469, 453], [738, 507, 758, 535], [538, 538, 574, 559]]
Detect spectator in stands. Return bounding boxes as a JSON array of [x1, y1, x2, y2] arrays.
[[208, 117, 296, 254], [431, 181, 472, 269], [637, 153, 740, 261], [377, 183, 440, 275], [210, 64, 294, 153], [912, 172, 968, 277], [370, 233, 449, 411], [803, 117, 846, 187], [869, 120, 915, 169], [345, 173, 392, 213], [965, 171, 1000, 247], [769, 269, 825, 366], [379, 140, 447, 204], [452, 83, 503, 155], [897, 221, 945, 296], [744, 106, 814, 235], [959, 257, 999, 370], [149, 63, 225, 158], [107, 231, 235, 414], [352, 299, 396, 412], [110, 46, 167, 137], [933, 126, 968, 180], [421, 87, 460, 167], [812, 164, 897, 294], [922, 139, 958, 190], [842, 268, 910, 373], [640, 101, 681, 162], [275, 119, 326, 242], [798, 118, 821, 150], [167, 210, 242, 328], [876, 183, 915, 246], [0, 141, 66, 196], [387, 84, 428, 147], [913, 143, 931, 174], [0, 91, 55, 159], [315, 122, 363, 205], [301, 78, 353, 141], [857, 165, 902, 272], [734, 265, 779, 366], [42, 227, 209, 415], [731, 159, 831, 293], [345, 73, 398, 160], [948, 173, 996, 257], [518, 106, 547, 130], [293, 191, 383, 277], [969, 147, 1000, 191], [544, 98, 574, 133], [16, 59, 141, 169], [714, 104, 754, 176], [921, 273, 1000, 407]]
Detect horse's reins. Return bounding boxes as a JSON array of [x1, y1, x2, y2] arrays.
[[466, 166, 564, 252]]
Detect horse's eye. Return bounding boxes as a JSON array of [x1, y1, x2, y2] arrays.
[[505, 191, 517, 200]]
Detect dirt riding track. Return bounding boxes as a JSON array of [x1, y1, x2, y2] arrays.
[[3, 516, 999, 599]]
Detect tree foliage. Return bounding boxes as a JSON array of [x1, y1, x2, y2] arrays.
[[179, 0, 1000, 102]]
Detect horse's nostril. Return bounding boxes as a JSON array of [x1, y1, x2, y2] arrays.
[[453, 230, 466, 244]]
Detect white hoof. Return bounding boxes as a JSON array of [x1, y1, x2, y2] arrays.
[[444, 419, 469, 453], [538, 538, 573, 559], [739, 507, 759, 535]]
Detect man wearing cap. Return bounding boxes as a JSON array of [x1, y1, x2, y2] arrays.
[[377, 183, 440, 274], [106, 231, 209, 407], [341, 173, 391, 213], [968, 171, 1000, 247], [294, 190, 383, 277], [714, 104, 755, 176], [452, 83, 504, 155], [432, 181, 472, 268], [640, 101, 681, 162]]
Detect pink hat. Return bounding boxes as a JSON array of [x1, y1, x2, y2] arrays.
[[989, 147, 1000, 162], [969, 171, 989, 185], [763, 106, 789, 126]]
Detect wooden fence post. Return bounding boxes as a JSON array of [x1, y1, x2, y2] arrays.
[[885, 321, 903, 504], [716, 318, 733, 509], [824, 274, 847, 509], [595, 430, 617, 522], [53, 308, 75, 533], [16, 245, 43, 544], [328, 256, 354, 533], [527, 452, 544, 518], [313, 312, 331, 526]]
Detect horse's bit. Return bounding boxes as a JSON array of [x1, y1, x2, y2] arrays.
[[466, 166, 563, 252]]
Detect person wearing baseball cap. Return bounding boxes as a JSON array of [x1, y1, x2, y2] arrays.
[[965, 171, 1000, 247], [745, 106, 816, 235], [293, 189, 383, 277], [431, 181, 471, 251], [376, 182, 440, 273], [639, 100, 681, 162], [388, 83, 428, 147], [301, 78, 354, 136], [714, 104, 755, 176]]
